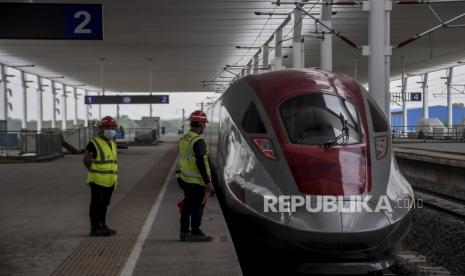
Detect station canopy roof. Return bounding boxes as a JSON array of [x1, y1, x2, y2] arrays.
[[1, 0, 465, 92]]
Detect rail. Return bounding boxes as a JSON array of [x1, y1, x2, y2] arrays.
[[0, 130, 63, 160]]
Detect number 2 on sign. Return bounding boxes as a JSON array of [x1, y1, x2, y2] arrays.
[[74, 11, 92, 34]]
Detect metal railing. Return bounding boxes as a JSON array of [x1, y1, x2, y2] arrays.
[[391, 125, 465, 143], [0, 130, 63, 159]]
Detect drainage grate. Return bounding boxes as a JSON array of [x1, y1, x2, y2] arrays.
[[51, 145, 178, 276]]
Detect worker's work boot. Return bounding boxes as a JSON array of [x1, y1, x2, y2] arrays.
[[89, 226, 112, 237], [179, 232, 190, 241], [187, 230, 213, 242], [102, 224, 117, 235]]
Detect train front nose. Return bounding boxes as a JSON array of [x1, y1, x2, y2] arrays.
[[286, 200, 392, 257]]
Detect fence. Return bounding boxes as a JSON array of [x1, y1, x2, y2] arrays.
[[62, 127, 100, 152], [391, 125, 465, 143], [0, 130, 63, 160]]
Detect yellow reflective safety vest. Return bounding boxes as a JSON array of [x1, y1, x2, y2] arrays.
[[86, 136, 118, 188], [177, 131, 211, 186]]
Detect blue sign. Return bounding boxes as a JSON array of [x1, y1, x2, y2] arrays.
[[410, 92, 422, 102], [113, 130, 125, 140], [64, 5, 103, 40], [84, 95, 170, 104], [0, 3, 103, 40]]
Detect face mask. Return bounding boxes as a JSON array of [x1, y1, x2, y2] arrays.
[[103, 129, 116, 139]]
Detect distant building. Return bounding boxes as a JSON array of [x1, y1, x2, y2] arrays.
[[391, 105, 465, 130]]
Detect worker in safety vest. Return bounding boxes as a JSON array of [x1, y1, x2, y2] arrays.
[[83, 116, 118, 237], [177, 110, 214, 242]]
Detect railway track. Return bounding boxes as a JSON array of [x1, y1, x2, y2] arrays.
[[413, 185, 465, 221]]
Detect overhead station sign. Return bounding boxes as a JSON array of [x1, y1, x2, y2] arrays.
[[391, 92, 422, 102], [0, 3, 103, 40], [85, 95, 170, 105]]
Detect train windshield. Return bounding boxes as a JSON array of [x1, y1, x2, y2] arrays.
[[280, 93, 361, 145]]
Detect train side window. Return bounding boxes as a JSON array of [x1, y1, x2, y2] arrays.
[[368, 100, 388, 132], [242, 102, 267, 133]]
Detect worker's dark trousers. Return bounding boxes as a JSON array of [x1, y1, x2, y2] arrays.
[[89, 183, 114, 229], [178, 178, 205, 234]]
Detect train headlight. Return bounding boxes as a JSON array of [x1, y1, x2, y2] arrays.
[[375, 136, 388, 160], [253, 138, 278, 160]]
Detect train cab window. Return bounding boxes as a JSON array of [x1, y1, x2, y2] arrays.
[[241, 102, 267, 133], [368, 100, 388, 132], [280, 94, 361, 145]]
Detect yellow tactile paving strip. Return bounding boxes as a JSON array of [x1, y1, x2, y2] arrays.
[[51, 145, 177, 276]]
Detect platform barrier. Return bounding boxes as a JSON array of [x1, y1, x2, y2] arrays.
[[0, 130, 63, 161], [391, 125, 465, 143]]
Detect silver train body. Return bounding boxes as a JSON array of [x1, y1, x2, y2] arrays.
[[204, 69, 414, 274]]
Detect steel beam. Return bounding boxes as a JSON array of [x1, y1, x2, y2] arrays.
[[51, 81, 57, 128], [263, 42, 269, 69], [292, 8, 305, 68], [320, 2, 333, 71], [402, 76, 409, 133], [422, 73, 429, 119], [85, 90, 89, 127], [367, 0, 389, 115], [20, 71, 28, 129], [246, 61, 252, 75], [253, 53, 259, 74], [73, 87, 78, 127], [62, 83, 67, 130], [274, 29, 283, 70], [447, 67, 454, 127], [0, 64, 7, 126], [37, 76, 43, 131]]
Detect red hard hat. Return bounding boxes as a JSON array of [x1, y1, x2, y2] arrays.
[[189, 110, 208, 123], [100, 116, 118, 129]]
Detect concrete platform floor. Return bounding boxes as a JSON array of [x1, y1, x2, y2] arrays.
[[395, 142, 465, 155], [0, 134, 241, 276]]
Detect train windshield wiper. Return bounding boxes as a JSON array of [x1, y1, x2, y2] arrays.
[[323, 113, 349, 148]]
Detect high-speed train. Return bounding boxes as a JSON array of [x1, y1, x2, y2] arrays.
[[204, 69, 414, 275]]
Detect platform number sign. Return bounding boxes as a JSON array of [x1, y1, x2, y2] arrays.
[[410, 92, 422, 102], [0, 3, 103, 40], [64, 5, 103, 40], [161, 96, 169, 103]]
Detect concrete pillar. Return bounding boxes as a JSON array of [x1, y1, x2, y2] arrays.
[[274, 29, 283, 70], [84, 90, 89, 127], [367, 0, 389, 115], [353, 57, 359, 81], [117, 103, 120, 121], [51, 81, 57, 128], [253, 54, 259, 74], [73, 87, 78, 127], [402, 76, 409, 133], [262, 43, 269, 69], [320, 3, 332, 71], [422, 73, 429, 119], [149, 93, 153, 117], [384, 3, 392, 118], [148, 59, 153, 118], [62, 84, 67, 130], [37, 76, 44, 131], [292, 8, 304, 68], [0, 64, 7, 126], [447, 67, 454, 127], [98, 91, 102, 120], [20, 71, 28, 129]]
